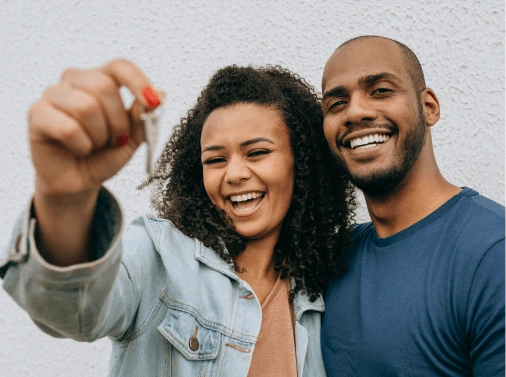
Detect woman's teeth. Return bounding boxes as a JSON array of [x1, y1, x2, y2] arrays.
[[230, 192, 265, 211], [350, 134, 390, 149]]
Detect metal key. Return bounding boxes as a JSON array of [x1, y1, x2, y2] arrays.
[[140, 106, 160, 175]]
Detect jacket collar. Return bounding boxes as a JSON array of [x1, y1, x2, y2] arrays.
[[194, 239, 325, 318], [194, 239, 240, 282], [291, 280, 325, 320]]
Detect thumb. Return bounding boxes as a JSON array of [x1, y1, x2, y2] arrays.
[[128, 89, 167, 146], [84, 89, 167, 186]]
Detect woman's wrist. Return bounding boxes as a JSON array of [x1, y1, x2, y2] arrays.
[[33, 187, 100, 267]]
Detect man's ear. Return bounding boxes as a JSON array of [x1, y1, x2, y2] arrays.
[[421, 88, 440, 127]]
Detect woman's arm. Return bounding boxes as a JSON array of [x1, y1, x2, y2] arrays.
[[33, 188, 99, 266], [1, 188, 144, 342]]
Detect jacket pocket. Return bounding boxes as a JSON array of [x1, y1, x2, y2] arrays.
[[157, 307, 221, 361]]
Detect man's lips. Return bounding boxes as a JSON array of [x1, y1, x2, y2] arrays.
[[337, 126, 396, 149]]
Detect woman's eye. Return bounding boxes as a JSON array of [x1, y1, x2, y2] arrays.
[[248, 149, 271, 158], [203, 157, 226, 165]]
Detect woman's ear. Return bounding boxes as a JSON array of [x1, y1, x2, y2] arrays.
[[421, 88, 440, 127]]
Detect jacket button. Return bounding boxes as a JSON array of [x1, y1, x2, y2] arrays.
[[189, 337, 200, 351]]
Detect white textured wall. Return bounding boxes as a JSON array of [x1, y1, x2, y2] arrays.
[[0, 0, 504, 376]]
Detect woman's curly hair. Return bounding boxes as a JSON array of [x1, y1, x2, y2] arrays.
[[139, 65, 356, 301]]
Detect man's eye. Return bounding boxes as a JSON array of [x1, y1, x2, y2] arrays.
[[372, 88, 392, 95], [328, 100, 347, 111], [248, 149, 271, 158]]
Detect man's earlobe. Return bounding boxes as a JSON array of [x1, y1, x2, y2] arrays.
[[422, 88, 440, 127]]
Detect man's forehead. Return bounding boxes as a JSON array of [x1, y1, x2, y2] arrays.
[[322, 38, 406, 90]]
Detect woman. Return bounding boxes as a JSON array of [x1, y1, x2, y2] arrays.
[[1, 60, 355, 376]]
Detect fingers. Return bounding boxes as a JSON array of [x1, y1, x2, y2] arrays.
[[29, 100, 94, 157], [81, 121, 143, 186], [59, 59, 163, 148], [60, 67, 131, 145], [28, 58, 165, 198], [31, 58, 163, 165], [43, 84, 110, 149], [101, 59, 161, 110]]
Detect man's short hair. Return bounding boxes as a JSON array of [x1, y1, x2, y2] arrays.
[[338, 36, 426, 93]]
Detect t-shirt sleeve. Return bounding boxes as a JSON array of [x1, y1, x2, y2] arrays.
[[467, 238, 505, 377]]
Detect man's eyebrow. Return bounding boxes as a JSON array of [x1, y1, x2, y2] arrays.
[[322, 86, 347, 101], [323, 72, 403, 102], [201, 137, 275, 153], [358, 72, 402, 86]]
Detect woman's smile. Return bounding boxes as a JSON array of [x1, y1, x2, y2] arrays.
[[228, 191, 266, 212]]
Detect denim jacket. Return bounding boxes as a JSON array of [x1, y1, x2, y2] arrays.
[[1, 188, 327, 377]]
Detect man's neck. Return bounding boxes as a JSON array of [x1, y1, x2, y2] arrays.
[[364, 162, 461, 238]]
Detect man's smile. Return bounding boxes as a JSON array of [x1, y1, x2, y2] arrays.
[[340, 128, 394, 150], [349, 134, 391, 149]]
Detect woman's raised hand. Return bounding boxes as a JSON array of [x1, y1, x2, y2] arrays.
[[29, 59, 163, 198]]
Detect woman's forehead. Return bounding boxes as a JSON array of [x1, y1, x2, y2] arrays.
[[200, 104, 289, 147]]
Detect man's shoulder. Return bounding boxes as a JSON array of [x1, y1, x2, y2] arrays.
[[445, 187, 506, 250], [456, 188, 505, 238], [352, 222, 373, 241], [460, 187, 505, 219]]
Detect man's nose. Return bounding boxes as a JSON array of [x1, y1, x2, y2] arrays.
[[342, 94, 378, 127], [225, 157, 251, 184]]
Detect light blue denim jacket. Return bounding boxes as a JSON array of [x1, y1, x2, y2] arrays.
[[1, 188, 327, 377]]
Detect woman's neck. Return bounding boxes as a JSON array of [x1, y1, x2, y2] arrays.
[[233, 233, 278, 281], [233, 235, 281, 304]]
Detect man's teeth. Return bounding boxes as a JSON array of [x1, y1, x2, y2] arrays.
[[350, 134, 390, 149], [230, 192, 264, 203]]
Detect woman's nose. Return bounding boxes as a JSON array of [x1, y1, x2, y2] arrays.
[[225, 157, 251, 184]]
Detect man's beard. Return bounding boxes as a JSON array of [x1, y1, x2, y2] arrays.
[[344, 102, 427, 199]]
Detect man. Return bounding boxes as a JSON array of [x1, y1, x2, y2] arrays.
[[320, 36, 505, 376]]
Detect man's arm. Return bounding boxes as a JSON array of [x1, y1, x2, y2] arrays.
[[467, 239, 505, 376]]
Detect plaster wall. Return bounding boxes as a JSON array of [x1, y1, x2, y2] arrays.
[[0, 0, 504, 376]]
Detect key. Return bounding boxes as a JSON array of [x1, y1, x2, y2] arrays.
[[140, 106, 160, 175]]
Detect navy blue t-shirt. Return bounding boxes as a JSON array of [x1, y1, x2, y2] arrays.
[[322, 188, 505, 376]]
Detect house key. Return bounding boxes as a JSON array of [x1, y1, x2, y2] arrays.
[[140, 106, 160, 175]]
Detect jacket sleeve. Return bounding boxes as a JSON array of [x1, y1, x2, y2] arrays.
[[0, 187, 143, 342]]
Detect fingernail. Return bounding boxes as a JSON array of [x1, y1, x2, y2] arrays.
[[116, 135, 129, 147], [142, 85, 161, 108]]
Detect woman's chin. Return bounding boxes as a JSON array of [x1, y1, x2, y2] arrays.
[[233, 223, 282, 243]]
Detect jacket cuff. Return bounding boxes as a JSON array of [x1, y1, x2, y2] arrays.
[[0, 186, 124, 284]]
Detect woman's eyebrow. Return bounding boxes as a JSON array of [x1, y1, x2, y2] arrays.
[[240, 137, 275, 147], [201, 138, 275, 153], [201, 145, 225, 153]]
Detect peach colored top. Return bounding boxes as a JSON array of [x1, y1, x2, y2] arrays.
[[247, 275, 297, 377]]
